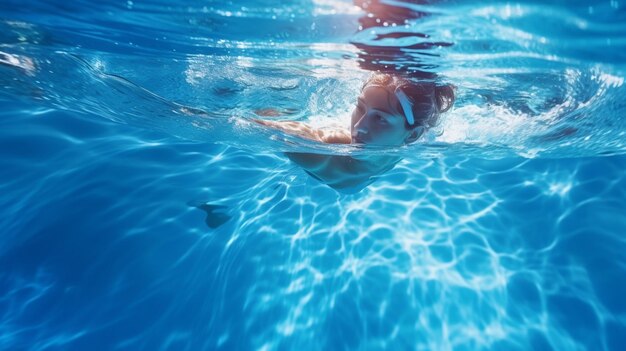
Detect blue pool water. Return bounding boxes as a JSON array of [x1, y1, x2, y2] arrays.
[[1, 0, 626, 350]]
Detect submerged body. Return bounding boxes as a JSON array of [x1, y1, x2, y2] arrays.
[[286, 152, 400, 192]]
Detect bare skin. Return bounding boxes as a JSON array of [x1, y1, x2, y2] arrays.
[[255, 85, 422, 193]]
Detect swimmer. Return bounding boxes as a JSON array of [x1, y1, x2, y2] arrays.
[[255, 73, 455, 193]]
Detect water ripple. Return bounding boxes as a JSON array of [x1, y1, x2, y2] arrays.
[[2, 1, 626, 350]]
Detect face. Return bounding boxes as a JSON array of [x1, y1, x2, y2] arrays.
[[350, 85, 417, 146]]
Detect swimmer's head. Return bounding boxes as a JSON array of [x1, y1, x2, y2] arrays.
[[350, 73, 455, 146]]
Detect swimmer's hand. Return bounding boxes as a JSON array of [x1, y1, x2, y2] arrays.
[[253, 118, 351, 144]]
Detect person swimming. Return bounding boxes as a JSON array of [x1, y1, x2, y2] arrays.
[[254, 0, 455, 192], [255, 73, 455, 192]]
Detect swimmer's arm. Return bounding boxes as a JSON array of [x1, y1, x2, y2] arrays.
[[319, 129, 352, 144], [253, 119, 323, 142], [253, 119, 351, 144]]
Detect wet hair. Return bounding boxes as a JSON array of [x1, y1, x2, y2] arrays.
[[361, 73, 455, 130]]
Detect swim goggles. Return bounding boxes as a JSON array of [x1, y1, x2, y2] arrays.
[[395, 88, 415, 126], [363, 84, 418, 127]]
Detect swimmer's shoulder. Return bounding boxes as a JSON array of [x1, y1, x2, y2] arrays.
[[318, 128, 351, 144]]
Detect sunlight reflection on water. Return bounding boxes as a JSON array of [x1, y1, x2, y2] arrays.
[[1, 0, 626, 349]]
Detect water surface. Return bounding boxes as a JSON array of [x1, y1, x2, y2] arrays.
[[1, 0, 626, 350]]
